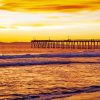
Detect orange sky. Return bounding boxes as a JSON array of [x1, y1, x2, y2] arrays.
[[0, 0, 100, 42]]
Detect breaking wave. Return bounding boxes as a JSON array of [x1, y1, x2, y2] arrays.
[[1, 85, 100, 100]]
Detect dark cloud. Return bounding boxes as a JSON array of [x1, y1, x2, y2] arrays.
[[28, 4, 89, 11], [54, 5, 89, 10]]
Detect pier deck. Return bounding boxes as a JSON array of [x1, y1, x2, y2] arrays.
[[31, 40, 100, 49]]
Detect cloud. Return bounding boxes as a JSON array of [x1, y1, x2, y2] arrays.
[[0, 1, 99, 42], [88, 1, 100, 4], [0, 10, 100, 29], [28, 4, 89, 11], [0, 0, 99, 12]]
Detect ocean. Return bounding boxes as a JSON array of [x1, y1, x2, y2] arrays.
[[0, 52, 100, 100]]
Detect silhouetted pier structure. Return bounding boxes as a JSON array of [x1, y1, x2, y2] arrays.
[[31, 40, 100, 49]]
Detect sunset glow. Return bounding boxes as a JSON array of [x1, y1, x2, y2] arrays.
[[0, 0, 100, 42]]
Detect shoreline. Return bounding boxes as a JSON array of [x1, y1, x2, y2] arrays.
[[0, 51, 100, 57]]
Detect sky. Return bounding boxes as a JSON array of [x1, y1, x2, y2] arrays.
[[0, 0, 100, 42]]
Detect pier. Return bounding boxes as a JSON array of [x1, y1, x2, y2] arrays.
[[31, 40, 100, 49]]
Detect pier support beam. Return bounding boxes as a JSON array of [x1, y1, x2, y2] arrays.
[[31, 40, 100, 49]]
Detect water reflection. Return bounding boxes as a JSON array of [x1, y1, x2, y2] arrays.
[[0, 57, 100, 99]]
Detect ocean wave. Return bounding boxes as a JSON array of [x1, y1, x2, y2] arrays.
[[0, 52, 100, 59], [0, 61, 100, 67], [1, 85, 100, 100]]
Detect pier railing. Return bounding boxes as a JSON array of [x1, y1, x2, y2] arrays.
[[31, 39, 100, 49]]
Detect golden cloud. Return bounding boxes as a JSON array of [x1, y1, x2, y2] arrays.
[[0, 0, 99, 12], [28, 4, 89, 11]]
